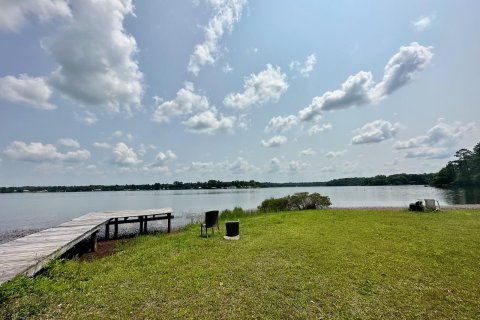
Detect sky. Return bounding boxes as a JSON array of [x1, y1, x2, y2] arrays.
[[0, 0, 479, 186]]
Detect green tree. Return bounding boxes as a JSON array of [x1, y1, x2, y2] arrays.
[[472, 142, 480, 184], [433, 163, 457, 186], [432, 141, 480, 187], [451, 149, 474, 185]]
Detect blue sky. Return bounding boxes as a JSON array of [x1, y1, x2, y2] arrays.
[[0, 0, 479, 186]]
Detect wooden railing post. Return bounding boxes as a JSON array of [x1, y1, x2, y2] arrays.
[[105, 223, 110, 240], [90, 230, 99, 252], [114, 218, 119, 239], [167, 212, 171, 233]]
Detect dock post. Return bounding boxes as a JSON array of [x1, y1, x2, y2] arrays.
[[167, 212, 171, 233], [90, 230, 99, 252], [114, 218, 119, 239], [144, 216, 148, 234], [139, 216, 144, 234], [105, 223, 110, 240]]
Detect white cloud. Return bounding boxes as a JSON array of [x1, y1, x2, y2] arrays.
[[404, 147, 450, 159], [298, 43, 433, 121], [265, 115, 299, 133], [308, 123, 332, 135], [237, 114, 250, 130], [299, 71, 375, 121], [46, 0, 143, 114], [394, 120, 476, 159], [395, 121, 475, 149], [299, 148, 316, 156], [189, 161, 215, 173], [85, 164, 97, 171], [325, 150, 347, 158], [152, 96, 164, 105], [182, 109, 236, 135], [93, 142, 112, 149], [111, 130, 132, 142], [188, 0, 246, 75], [112, 142, 141, 166], [413, 15, 433, 31], [0, 74, 55, 110], [153, 82, 210, 123], [268, 157, 281, 172], [260, 135, 288, 148], [319, 166, 335, 173], [62, 149, 91, 162], [289, 54, 317, 77], [352, 120, 401, 145], [75, 110, 98, 125], [224, 64, 289, 109], [152, 150, 177, 167], [58, 138, 80, 148], [3, 141, 90, 163], [156, 150, 176, 161], [289, 61, 300, 72], [0, 0, 71, 33], [138, 144, 156, 156], [228, 157, 256, 174], [112, 130, 123, 138], [142, 165, 171, 174], [187, 157, 256, 175], [153, 82, 236, 135], [287, 160, 308, 172], [372, 42, 434, 98], [222, 63, 234, 73]]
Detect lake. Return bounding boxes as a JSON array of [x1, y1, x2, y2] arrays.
[[1, 185, 480, 233]]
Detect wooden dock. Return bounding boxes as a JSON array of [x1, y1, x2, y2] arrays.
[[0, 208, 173, 286]]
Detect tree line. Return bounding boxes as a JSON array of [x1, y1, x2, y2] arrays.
[[0, 173, 437, 194], [432, 142, 480, 187], [325, 173, 433, 186]]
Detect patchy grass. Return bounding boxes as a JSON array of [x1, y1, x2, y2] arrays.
[[1, 209, 480, 319]]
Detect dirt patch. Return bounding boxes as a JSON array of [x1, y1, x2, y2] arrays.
[[79, 239, 128, 261]]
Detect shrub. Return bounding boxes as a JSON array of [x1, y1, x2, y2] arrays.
[[220, 208, 232, 218], [220, 207, 248, 220], [307, 192, 332, 209], [257, 192, 331, 212], [258, 196, 290, 212], [289, 192, 309, 210]]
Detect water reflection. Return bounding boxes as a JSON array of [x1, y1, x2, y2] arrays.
[[440, 187, 480, 204]]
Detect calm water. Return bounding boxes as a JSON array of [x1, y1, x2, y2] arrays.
[[1, 186, 479, 233]]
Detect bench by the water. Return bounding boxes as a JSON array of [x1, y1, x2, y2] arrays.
[[0, 208, 173, 286]]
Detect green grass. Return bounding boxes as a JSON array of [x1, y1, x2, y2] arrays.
[[1, 209, 480, 319]]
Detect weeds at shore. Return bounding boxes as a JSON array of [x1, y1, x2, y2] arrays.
[[220, 206, 260, 220]]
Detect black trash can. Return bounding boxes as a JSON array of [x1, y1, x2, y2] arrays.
[[225, 220, 239, 237]]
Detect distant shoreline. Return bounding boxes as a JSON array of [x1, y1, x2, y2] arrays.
[[0, 174, 436, 193]]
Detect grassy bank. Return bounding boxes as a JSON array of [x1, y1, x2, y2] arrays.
[[1, 209, 480, 319]]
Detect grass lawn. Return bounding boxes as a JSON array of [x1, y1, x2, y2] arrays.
[[1, 209, 480, 319]]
